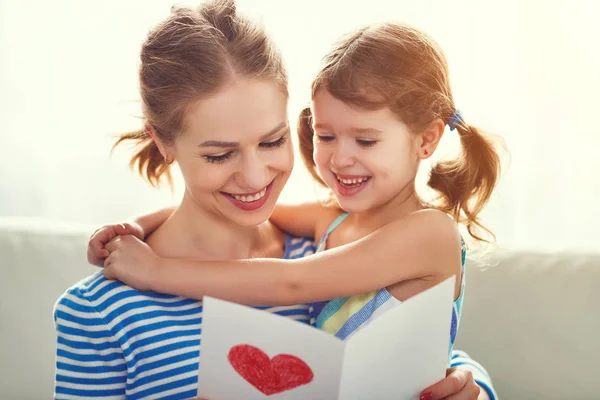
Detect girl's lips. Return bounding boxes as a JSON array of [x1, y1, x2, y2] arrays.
[[333, 174, 371, 197]]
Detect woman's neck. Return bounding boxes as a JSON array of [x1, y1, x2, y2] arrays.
[[146, 193, 284, 261]]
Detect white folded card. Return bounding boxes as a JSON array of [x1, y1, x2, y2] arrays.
[[197, 276, 455, 400]]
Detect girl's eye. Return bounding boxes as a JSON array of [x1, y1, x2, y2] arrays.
[[203, 152, 233, 164], [316, 134, 335, 142], [357, 139, 378, 148], [260, 133, 288, 149]]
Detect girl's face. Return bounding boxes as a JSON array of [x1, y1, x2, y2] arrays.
[[311, 89, 423, 213], [168, 78, 293, 227]]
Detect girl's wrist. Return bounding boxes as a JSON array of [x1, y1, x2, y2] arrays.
[[148, 256, 166, 292]]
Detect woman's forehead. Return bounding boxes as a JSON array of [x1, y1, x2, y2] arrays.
[[182, 79, 288, 144]]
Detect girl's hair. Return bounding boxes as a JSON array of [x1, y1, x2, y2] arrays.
[[298, 23, 501, 242], [115, 0, 287, 187]]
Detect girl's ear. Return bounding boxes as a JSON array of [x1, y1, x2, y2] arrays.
[[418, 119, 445, 159]]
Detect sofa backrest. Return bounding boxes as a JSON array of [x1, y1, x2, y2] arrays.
[[1, 217, 598, 399]]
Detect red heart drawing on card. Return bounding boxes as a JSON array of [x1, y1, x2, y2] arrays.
[[228, 344, 314, 395]]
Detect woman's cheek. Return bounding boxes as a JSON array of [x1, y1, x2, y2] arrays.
[[282, 144, 295, 173], [184, 162, 231, 193], [268, 144, 294, 174]]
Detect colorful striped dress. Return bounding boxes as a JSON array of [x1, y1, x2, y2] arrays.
[[53, 234, 315, 400], [311, 213, 498, 399]]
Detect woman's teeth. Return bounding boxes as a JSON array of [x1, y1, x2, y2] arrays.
[[232, 188, 267, 203]]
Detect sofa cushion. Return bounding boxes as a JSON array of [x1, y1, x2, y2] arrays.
[[0, 218, 96, 400], [457, 250, 600, 399]]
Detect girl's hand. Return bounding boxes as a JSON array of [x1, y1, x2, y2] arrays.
[[420, 367, 485, 400], [87, 223, 145, 267], [103, 235, 161, 292]]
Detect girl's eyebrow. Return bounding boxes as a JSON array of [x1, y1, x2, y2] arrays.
[[313, 124, 382, 135], [348, 127, 383, 135], [313, 123, 333, 131]]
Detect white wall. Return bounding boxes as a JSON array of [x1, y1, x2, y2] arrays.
[[1, 0, 598, 251]]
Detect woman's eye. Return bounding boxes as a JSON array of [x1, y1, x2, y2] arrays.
[[203, 152, 233, 164], [316, 134, 335, 142], [357, 139, 377, 148], [260, 134, 288, 149]]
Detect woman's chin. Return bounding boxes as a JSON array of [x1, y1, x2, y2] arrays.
[[221, 200, 276, 228], [231, 213, 272, 228]]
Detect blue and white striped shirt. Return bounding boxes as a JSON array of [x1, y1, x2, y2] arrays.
[[53, 234, 315, 399]]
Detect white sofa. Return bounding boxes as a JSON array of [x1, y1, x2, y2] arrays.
[[1, 217, 598, 399]]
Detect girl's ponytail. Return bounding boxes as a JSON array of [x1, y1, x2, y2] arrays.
[[297, 107, 326, 187], [428, 120, 501, 241]]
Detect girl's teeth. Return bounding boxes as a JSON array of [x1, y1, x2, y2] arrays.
[[338, 176, 368, 184]]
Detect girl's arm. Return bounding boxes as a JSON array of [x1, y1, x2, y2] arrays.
[[87, 207, 175, 267], [270, 202, 335, 238], [133, 206, 175, 237], [104, 209, 461, 305]]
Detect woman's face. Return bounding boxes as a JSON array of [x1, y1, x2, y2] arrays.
[[170, 78, 293, 227]]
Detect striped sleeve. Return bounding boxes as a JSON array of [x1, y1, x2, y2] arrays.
[[54, 287, 127, 399], [450, 350, 498, 400]]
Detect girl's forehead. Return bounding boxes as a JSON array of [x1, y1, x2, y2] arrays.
[[312, 91, 398, 129]]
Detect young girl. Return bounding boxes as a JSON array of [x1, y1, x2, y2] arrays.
[[92, 22, 500, 400]]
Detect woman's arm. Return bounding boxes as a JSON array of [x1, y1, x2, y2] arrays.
[[420, 351, 497, 400], [449, 351, 497, 400], [54, 288, 126, 398], [104, 209, 461, 306]]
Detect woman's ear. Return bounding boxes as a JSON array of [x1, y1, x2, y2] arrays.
[[145, 123, 170, 160]]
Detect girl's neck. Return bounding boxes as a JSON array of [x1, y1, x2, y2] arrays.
[[146, 192, 284, 261], [350, 180, 424, 233]]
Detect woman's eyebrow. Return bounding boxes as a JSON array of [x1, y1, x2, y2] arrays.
[[199, 122, 288, 148]]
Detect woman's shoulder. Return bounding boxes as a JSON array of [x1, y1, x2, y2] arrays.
[[56, 270, 115, 308], [55, 270, 195, 323], [58, 270, 132, 301], [54, 271, 124, 329]]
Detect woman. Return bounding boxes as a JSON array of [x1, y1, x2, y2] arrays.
[[55, 1, 494, 399]]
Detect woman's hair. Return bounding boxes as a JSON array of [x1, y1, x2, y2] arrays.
[[298, 23, 501, 242], [115, 0, 287, 187]]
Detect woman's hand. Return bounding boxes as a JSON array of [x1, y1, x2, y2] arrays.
[[104, 235, 161, 292], [87, 223, 145, 267], [420, 367, 486, 400]]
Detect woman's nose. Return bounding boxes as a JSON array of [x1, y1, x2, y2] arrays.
[[236, 151, 270, 191]]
